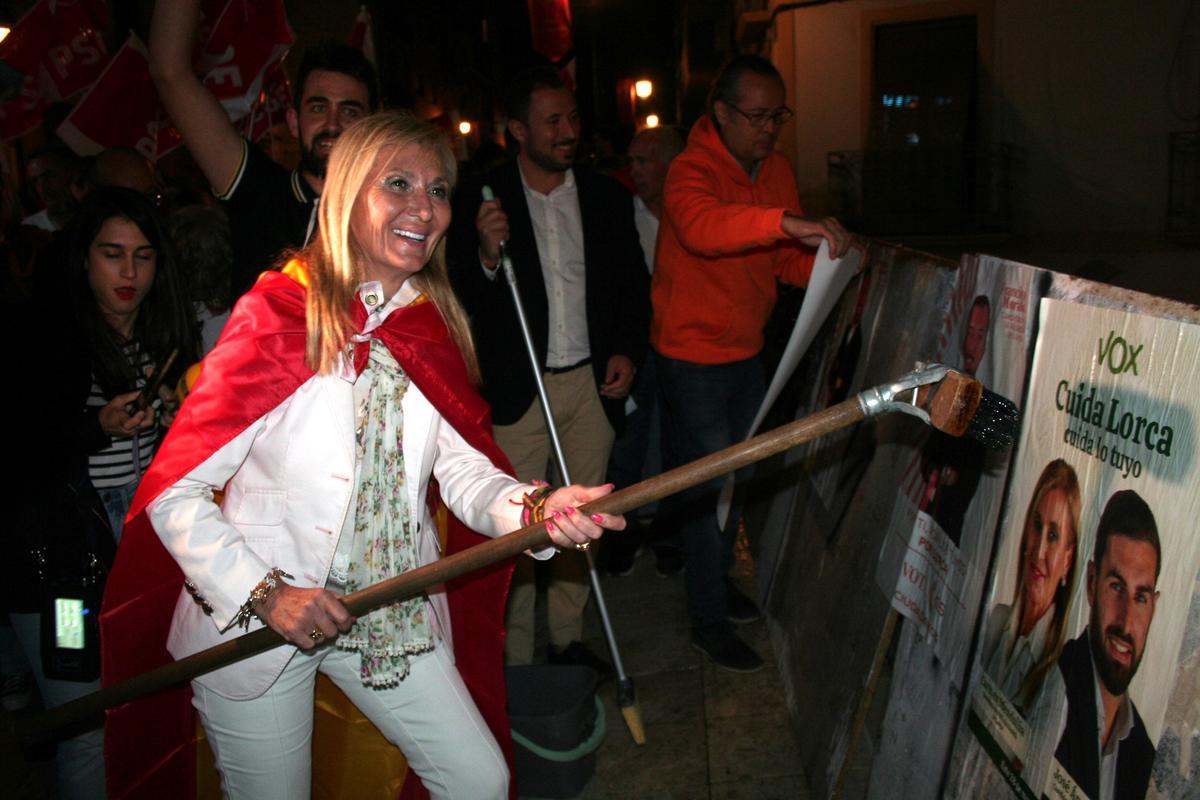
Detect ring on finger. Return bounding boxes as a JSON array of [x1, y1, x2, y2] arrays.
[[310, 629, 325, 643], [574, 540, 590, 552]]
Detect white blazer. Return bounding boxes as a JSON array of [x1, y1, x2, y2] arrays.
[[149, 368, 534, 700]]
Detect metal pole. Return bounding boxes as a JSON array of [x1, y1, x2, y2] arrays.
[[481, 185, 643, 742], [497, 252, 643, 741]]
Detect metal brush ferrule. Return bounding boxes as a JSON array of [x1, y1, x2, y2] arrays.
[[857, 363, 950, 424]]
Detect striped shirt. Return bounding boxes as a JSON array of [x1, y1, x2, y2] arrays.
[[86, 342, 158, 488]]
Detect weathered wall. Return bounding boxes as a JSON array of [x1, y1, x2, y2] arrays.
[[749, 238, 1200, 799], [769, 0, 1194, 230], [764, 0, 1200, 304]]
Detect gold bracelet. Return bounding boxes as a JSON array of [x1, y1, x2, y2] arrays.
[[220, 567, 294, 633]]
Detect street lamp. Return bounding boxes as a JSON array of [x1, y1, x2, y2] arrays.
[[458, 120, 472, 135], [634, 79, 653, 99], [644, 114, 659, 128]]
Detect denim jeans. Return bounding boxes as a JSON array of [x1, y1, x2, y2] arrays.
[[97, 480, 138, 543], [607, 350, 663, 515], [655, 352, 765, 628]]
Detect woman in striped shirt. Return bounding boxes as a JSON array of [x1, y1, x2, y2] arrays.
[[74, 188, 196, 540]]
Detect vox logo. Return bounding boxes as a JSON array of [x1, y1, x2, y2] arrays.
[[1097, 330, 1143, 376]]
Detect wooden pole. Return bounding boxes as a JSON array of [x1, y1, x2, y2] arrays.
[[21, 397, 869, 742], [24, 365, 1009, 743]]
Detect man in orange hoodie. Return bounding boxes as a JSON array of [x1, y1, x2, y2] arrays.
[[652, 55, 851, 672]]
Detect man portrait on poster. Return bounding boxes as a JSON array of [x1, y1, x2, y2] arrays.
[[1051, 489, 1160, 799], [918, 294, 991, 546]]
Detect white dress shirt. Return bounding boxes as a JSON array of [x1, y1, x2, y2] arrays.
[[633, 195, 658, 275], [519, 165, 590, 368]]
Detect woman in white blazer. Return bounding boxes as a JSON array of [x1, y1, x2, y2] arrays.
[[143, 111, 623, 799]]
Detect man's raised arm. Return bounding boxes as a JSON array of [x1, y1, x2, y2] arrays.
[[148, 0, 244, 195]]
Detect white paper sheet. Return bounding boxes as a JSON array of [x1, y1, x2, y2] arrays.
[[716, 239, 864, 529]]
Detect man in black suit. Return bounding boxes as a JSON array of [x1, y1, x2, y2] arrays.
[[1054, 490, 1160, 799], [448, 67, 649, 674]]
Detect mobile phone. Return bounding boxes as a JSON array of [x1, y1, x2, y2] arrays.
[[40, 581, 101, 681], [132, 348, 179, 412]]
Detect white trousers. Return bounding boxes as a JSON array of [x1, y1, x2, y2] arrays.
[[192, 643, 508, 800]]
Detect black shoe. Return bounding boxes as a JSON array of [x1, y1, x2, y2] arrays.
[[548, 641, 615, 684], [725, 582, 761, 623], [605, 541, 642, 577], [690, 625, 764, 673], [653, 546, 684, 577]]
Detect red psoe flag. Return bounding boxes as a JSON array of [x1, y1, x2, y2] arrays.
[[55, 35, 177, 158], [0, 0, 110, 140], [348, 4, 377, 67], [57, 0, 295, 160], [243, 59, 292, 147], [527, 0, 575, 89], [199, 0, 294, 123]]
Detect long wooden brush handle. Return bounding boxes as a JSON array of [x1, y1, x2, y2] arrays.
[[24, 370, 983, 740]]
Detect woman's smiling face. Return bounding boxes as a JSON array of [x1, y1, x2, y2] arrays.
[[1021, 486, 1075, 630], [349, 143, 451, 297]]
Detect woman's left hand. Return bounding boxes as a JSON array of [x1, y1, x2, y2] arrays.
[[543, 483, 625, 550]]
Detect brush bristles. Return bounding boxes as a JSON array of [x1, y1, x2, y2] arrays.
[[966, 389, 1020, 449]]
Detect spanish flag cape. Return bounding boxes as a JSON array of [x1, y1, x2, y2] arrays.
[[100, 263, 517, 799]]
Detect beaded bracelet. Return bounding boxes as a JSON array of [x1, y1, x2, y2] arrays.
[[220, 567, 294, 633], [511, 484, 554, 527]]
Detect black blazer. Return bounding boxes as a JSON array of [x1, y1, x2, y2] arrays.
[[448, 161, 649, 429], [1053, 633, 1155, 799]]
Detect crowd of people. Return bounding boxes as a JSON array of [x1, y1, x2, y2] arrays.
[[0, 2, 855, 796]]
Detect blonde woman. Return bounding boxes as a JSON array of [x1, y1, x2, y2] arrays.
[[981, 458, 1081, 711], [102, 111, 623, 799]]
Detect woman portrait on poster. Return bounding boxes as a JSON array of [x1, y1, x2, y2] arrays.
[[980, 458, 1081, 712]]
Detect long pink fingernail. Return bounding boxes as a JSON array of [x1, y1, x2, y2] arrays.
[[551, 510, 562, 519], [591, 514, 604, 524], [565, 507, 576, 516], [546, 521, 556, 533]]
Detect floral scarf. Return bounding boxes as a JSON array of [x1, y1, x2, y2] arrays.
[[336, 339, 434, 686]]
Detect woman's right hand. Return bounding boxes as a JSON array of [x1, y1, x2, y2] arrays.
[[98, 390, 156, 437], [254, 584, 355, 650]]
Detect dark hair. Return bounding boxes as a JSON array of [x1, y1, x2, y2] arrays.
[[708, 54, 783, 117], [169, 205, 232, 313], [70, 188, 197, 396], [87, 146, 157, 194], [1094, 490, 1161, 581], [28, 145, 81, 169], [294, 40, 380, 113], [504, 65, 567, 128]]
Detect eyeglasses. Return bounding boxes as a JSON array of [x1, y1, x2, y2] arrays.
[[725, 104, 794, 128]]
